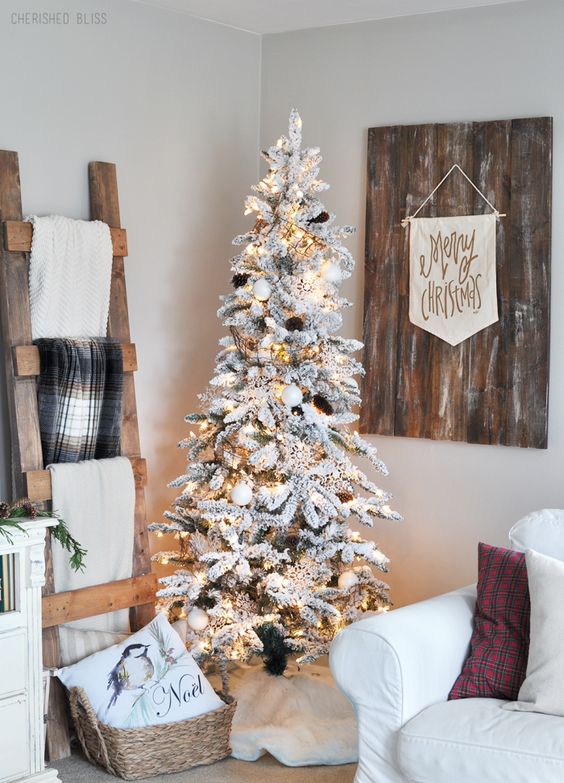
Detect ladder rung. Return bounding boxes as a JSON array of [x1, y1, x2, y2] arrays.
[[3, 220, 128, 257], [25, 456, 147, 502], [13, 343, 137, 377], [42, 572, 157, 628]]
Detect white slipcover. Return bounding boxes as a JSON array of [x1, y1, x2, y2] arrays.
[[330, 509, 564, 783], [398, 697, 564, 783], [509, 508, 564, 559], [330, 587, 476, 783]]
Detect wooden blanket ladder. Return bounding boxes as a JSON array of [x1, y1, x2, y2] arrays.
[[0, 151, 156, 760]]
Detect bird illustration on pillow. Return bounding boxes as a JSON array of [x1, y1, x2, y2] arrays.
[[107, 643, 155, 709]]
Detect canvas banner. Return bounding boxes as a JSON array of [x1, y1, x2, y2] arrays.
[[408, 214, 498, 346]]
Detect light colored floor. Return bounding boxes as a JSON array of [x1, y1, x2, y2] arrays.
[[52, 752, 357, 782]]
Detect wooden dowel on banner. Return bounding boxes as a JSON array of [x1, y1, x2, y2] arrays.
[[401, 212, 506, 228]]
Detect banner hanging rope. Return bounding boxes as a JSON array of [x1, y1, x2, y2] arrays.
[[401, 164, 506, 228]]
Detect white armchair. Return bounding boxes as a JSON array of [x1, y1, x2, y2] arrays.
[[330, 510, 564, 783], [330, 586, 476, 783]]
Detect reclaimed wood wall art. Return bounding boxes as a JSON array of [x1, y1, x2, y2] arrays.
[[360, 117, 552, 448]]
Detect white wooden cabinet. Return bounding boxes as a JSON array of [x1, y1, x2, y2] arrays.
[[0, 519, 60, 783]]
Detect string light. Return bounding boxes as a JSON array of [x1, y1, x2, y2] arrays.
[[151, 109, 398, 671]]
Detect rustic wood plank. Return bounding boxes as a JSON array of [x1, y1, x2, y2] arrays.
[[0, 150, 70, 759], [465, 121, 511, 445], [13, 342, 138, 376], [394, 124, 435, 438], [361, 118, 551, 448], [42, 573, 157, 628], [505, 117, 552, 448], [0, 153, 43, 493], [3, 220, 128, 257], [24, 457, 148, 502], [24, 469, 52, 503], [360, 126, 401, 434], [89, 161, 154, 630], [425, 122, 473, 442]]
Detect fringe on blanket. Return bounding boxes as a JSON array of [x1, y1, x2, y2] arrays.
[[35, 337, 123, 465]]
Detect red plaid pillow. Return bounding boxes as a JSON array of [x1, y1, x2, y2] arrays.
[[449, 542, 530, 701]]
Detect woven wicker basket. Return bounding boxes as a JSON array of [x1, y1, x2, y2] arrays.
[[69, 687, 237, 780]]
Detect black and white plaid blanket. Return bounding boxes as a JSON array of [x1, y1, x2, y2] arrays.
[[35, 338, 123, 465]]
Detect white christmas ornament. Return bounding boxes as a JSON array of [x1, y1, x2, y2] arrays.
[[231, 481, 253, 506], [282, 384, 303, 407], [152, 109, 399, 675], [187, 606, 209, 631], [322, 262, 341, 283], [253, 279, 272, 301], [338, 570, 359, 590]]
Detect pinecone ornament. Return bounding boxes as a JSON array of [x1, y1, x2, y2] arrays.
[[285, 316, 304, 332], [313, 394, 334, 415], [308, 210, 330, 224], [232, 272, 250, 288]]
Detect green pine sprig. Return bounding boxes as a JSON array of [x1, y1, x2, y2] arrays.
[[0, 500, 87, 572]]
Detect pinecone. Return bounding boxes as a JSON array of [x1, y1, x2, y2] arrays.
[[232, 272, 250, 288], [312, 394, 334, 415], [285, 316, 304, 332], [0, 502, 10, 519], [308, 210, 330, 224], [254, 217, 269, 234], [337, 490, 354, 504], [22, 501, 37, 519]]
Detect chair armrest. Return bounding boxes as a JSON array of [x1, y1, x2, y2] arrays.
[[329, 586, 476, 783]]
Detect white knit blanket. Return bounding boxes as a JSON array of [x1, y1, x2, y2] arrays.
[[27, 214, 113, 340], [49, 457, 135, 666]]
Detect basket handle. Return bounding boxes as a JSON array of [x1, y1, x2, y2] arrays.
[[69, 687, 117, 776]]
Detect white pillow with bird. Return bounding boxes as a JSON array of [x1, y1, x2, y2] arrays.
[[56, 612, 223, 728]]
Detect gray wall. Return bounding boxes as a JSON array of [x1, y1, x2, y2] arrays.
[[260, 0, 564, 606], [2, 0, 562, 609], [0, 0, 260, 544]]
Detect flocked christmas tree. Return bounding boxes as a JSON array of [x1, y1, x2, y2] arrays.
[[151, 110, 400, 688]]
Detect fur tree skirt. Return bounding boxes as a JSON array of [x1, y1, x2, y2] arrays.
[[226, 662, 358, 767]]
